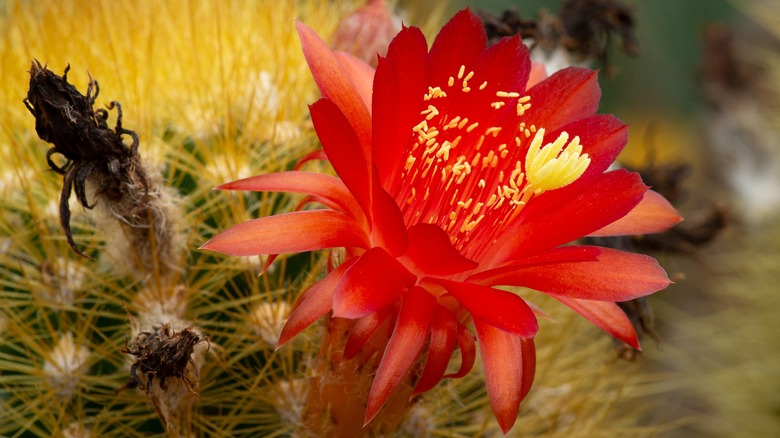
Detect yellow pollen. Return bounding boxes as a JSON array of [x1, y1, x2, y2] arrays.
[[407, 188, 416, 204], [447, 116, 462, 130], [517, 102, 532, 116], [496, 91, 521, 98], [491, 101, 506, 109], [466, 122, 480, 133], [524, 129, 591, 193], [471, 152, 481, 167], [458, 118, 469, 129], [486, 127, 502, 137], [531, 125, 537, 132], [479, 81, 488, 90], [462, 86, 471, 93], [475, 136, 485, 151], [448, 76, 454, 87], [464, 71, 474, 82], [524, 129, 531, 138], [457, 198, 473, 209], [405, 156, 416, 170], [519, 95, 531, 103], [421, 105, 440, 120], [425, 86, 448, 100], [458, 65, 465, 79], [487, 194, 497, 207], [478, 179, 486, 188]]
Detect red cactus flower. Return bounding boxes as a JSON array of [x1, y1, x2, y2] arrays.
[[202, 9, 681, 433]]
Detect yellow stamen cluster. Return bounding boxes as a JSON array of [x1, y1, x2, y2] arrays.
[[396, 64, 591, 257]]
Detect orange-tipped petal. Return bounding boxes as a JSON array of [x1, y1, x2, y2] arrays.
[[277, 258, 356, 348], [310, 98, 372, 217], [365, 286, 436, 425], [333, 51, 375, 112], [412, 307, 458, 395], [474, 318, 536, 434], [217, 171, 364, 221], [400, 223, 478, 277], [527, 61, 548, 88], [200, 210, 369, 256], [437, 279, 538, 339], [297, 20, 372, 151], [488, 247, 672, 302], [553, 296, 640, 349], [444, 322, 476, 378], [332, 247, 416, 319], [589, 189, 683, 237]]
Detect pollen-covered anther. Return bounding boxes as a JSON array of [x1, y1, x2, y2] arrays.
[[524, 129, 590, 193]]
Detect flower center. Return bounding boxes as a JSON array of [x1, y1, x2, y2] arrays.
[[395, 64, 590, 259]]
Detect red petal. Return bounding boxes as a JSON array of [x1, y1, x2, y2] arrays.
[[488, 247, 672, 302], [474, 318, 536, 434], [526, 67, 601, 132], [217, 171, 364, 221], [444, 322, 476, 378], [436, 279, 538, 339], [553, 296, 640, 349], [277, 258, 356, 347], [413, 307, 458, 395], [365, 286, 437, 424], [297, 21, 372, 153], [293, 149, 328, 171], [428, 9, 486, 87], [332, 247, 416, 319], [310, 98, 372, 218], [489, 169, 646, 262], [590, 190, 682, 237], [368, 185, 409, 257], [200, 210, 369, 256], [470, 245, 600, 284], [374, 25, 429, 192], [333, 51, 374, 113], [343, 306, 394, 359], [400, 223, 478, 277]]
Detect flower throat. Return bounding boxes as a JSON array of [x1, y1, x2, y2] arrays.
[[395, 64, 591, 260]]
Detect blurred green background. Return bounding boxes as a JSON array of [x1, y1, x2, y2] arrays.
[[460, 0, 747, 118]]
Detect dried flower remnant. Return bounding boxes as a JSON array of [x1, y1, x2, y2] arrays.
[[124, 323, 209, 433], [204, 9, 681, 433], [480, 0, 639, 74], [24, 61, 183, 280], [124, 323, 208, 394]]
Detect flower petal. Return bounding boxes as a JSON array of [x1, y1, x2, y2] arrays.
[[400, 223, 478, 277], [369, 185, 409, 257], [200, 210, 369, 256], [526, 67, 601, 132], [470, 245, 600, 284], [413, 306, 457, 395], [277, 258, 357, 348], [590, 189, 682, 237], [444, 322, 476, 378], [343, 306, 395, 359], [428, 9, 486, 87], [333, 51, 375, 113], [552, 296, 640, 349], [487, 247, 672, 302], [217, 171, 364, 221], [374, 25, 429, 192], [366, 286, 437, 424], [474, 318, 535, 434], [436, 279, 538, 339], [490, 169, 647, 262], [310, 98, 372, 217], [297, 20, 372, 152], [332, 247, 416, 319]]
